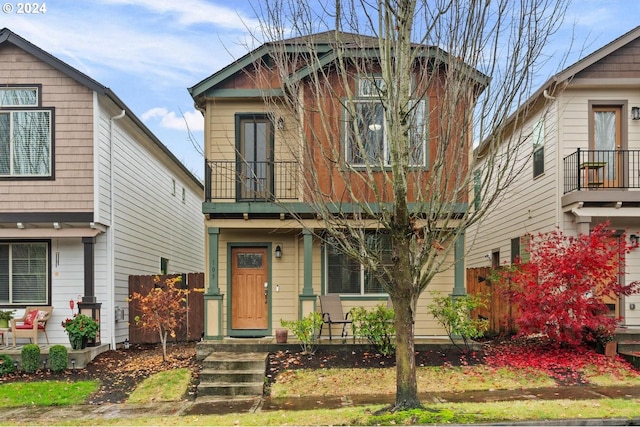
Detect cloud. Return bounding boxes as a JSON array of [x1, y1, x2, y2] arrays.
[[101, 0, 261, 30], [142, 107, 204, 132]]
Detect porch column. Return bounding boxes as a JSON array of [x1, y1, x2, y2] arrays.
[[299, 229, 317, 318], [204, 227, 223, 340], [82, 237, 96, 303]]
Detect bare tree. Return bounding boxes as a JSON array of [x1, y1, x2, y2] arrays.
[[246, 0, 569, 410]]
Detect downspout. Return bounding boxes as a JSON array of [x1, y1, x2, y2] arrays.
[[109, 109, 125, 350]]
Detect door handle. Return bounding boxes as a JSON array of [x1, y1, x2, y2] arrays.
[[264, 282, 268, 304]]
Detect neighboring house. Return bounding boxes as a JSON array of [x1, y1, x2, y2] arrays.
[[0, 28, 205, 348], [189, 31, 483, 339], [467, 26, 640, 327]]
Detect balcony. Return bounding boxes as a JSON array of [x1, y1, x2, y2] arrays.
[[563, 149, 640, 194], [205, 160, 299, 202]]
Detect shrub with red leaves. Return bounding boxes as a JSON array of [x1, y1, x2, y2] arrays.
[[493, 223, 640, 347]]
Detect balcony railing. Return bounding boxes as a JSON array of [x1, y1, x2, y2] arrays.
[[563, 149, 640, 193], [205, 160, 299, 202]]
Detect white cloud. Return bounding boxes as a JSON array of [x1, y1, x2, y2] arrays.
[[142, 107, 204, 132], [101, 0, 261, 30]]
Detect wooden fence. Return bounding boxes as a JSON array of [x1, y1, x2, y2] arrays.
[[128, 272, 204, 344], [466, 267, 517, 336]]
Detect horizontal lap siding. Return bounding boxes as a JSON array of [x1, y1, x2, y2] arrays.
[[99, 105, 204, 343], [0, 45, 94, 211], [467, 107, 559, 268]]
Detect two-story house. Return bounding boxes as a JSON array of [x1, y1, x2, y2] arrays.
[[0, 28, 205, 348], [467, 26, 640, 327], [189, 31, 484, 340]]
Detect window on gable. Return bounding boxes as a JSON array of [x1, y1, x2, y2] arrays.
[[0, 241, 49, 305], [345, 77, 427, 167], [325, 232, 392, 295], [0, 87, 52, 177], [532, 118, 544, 178]]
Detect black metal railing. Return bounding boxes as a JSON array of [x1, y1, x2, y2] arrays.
[[563, 149, 640, 194], [205, 160, 299, 201]]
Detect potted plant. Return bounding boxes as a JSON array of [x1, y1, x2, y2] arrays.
[[61, 313, 99, 350], [0, 309, 15, 328]]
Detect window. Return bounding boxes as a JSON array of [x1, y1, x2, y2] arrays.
[[160, 257, 169, 274], [0, 241, 49, 305], [181, 187, 186, 203], [325, 232, 392, 295], [0, 87, 52, 177], [532, 118, 544, 178], [345, 77, 427, 167], [510, 235, 530, 264], [171, 179, 176, 195]]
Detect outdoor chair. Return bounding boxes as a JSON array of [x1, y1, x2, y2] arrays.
[[11, 306, 53, 346], [318, 295, 352, 341]]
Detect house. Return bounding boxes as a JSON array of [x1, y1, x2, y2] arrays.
[[0, 28, 205, 348], [466, 26, 640, 327], [188, 31, 485, 339]]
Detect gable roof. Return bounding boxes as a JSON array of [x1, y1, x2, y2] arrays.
[[0, 28, 203, 189], [476, 25, 640, 154], [188, 30, 488, 102]]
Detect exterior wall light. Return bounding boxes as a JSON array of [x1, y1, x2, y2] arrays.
[[275, 245, 282, 258], [632, 106, 640, 121]]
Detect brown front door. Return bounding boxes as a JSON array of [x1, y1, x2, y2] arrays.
[[231, 247, 269, 331]]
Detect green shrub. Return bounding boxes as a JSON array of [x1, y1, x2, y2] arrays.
[[49, 345, 68, 372], [0, 354, 15, 376], [351, 304, 396, 356], [21, 344, 40, 373], [428, 292, 489, 352], [281, 312, 323, 354]]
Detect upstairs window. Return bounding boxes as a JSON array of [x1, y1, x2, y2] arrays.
[[532, 118, 544, 178], [345, 77, 427, 167], [0, 86, 52, 177]]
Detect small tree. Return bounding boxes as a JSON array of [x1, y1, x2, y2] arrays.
[[281, 312, 323, 354], [351, 304, 396, 356], [493, 223, 640, 346], [128, 276, 189, 361], [428, 293, 488, 352]]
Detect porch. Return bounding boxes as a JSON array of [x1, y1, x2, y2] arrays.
[[0, 343, 110, 369], [563, 149, 640, 194]]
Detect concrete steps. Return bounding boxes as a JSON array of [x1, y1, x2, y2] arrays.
[[197, 352, 268, 398]]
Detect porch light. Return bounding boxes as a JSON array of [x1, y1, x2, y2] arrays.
[[630, 234, 639, 247], [277, 117, 285, 130], [275, 245, 282, 259], [632, 106, 640, 121]]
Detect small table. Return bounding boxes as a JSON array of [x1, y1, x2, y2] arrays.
[[0, 328, 9, 346], [579, 161, 606, 188]]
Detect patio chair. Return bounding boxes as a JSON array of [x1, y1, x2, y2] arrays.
[[11, 306, 53, 346], [318, 295, 352, 341]]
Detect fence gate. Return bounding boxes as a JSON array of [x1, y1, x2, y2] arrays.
[[466, 267, 517, 336], [128, 272, 204, 344]]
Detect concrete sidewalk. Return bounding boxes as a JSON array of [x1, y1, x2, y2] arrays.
[[1, 385, 640, 424]]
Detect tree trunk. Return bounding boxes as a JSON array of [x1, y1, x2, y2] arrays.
[[394, 294, 420, 408]]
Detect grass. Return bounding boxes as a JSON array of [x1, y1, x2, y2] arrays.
[[0, 380, 99, 408], [127, 368, 192, 403], [271, 365, 555, 397]]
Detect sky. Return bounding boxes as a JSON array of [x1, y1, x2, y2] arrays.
[[2, 0, 639, 181]]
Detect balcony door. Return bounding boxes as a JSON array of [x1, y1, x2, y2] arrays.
[[236, 114, 273, 201], [590, 106, 623, 188]]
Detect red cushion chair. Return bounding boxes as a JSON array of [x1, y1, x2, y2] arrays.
[[11, 306, 53, 346]]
